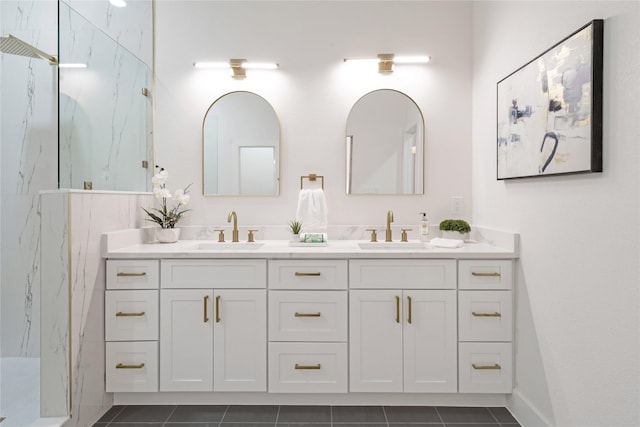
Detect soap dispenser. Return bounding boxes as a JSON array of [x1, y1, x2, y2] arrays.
[[419, 212, 430, 242]]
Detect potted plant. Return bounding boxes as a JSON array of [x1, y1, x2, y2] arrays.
[[143, 166, 192, 243], [289, 219, 303, 242], [439, 219, 471, 240]]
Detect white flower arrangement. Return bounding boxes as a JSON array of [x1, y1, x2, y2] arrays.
[[143, 166, 192, 229]]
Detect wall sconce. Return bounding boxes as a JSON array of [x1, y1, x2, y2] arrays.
[[194, 58, 279, 79], [344, 53, 431, 73]]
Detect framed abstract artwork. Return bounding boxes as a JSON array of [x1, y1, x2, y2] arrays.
[[497, 19, 603, 180]]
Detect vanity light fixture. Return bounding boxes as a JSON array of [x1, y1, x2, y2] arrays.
[[193, 58, 279, 79], [344, 53, 431, 73]]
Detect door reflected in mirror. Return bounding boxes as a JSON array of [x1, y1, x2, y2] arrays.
[[203, 91, 280, 196], [346, 89, 424, 195]]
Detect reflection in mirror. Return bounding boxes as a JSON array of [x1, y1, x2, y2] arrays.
[[203, 91, 280, 196], [346, 89, 424, 195]]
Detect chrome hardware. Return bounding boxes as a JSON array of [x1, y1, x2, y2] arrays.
[[215, 295, 221, 323], [366, 228, 378, 242], [227, 211, 239, 242], [395, 295, 400, 323], [472, 363, 502, 370], [247, 229, 258, 243], [213, 229, 225, 243], [407, 296, 412, 324], [295, 363, 321, 370], [295, 272, 321, 277], [295, 312, 321, 317], [203, 295, 209, 323], [401, 228, 412, 242], [472, 312, 502, 317], [386, 210, 394, 242], [116, 363, 145, 369], [116, 272, 146, 277], [471, 272, 501, 277], [115, 311, 145, 317]]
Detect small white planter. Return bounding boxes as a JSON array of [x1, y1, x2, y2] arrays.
[[157, 228, 180, 243], [441, 230, 469, 240]]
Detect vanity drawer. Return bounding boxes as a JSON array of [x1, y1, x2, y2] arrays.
[[349, 259, 456, 289], [107, 260, 159, 290], [161, 259, 267, 289], [458, 260, 513, 290], [268, 342, 347, 393], [106, 341, 158, 392], [458, 291, 512, 342], [105, 290, 159, 341], [269, 291, 347, 342], [458, 342, 512, 393], [268, 260, 348, 290]]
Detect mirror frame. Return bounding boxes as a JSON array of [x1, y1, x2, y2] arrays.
[[345, 89, 425, 195], [202, 91, 281, 196]]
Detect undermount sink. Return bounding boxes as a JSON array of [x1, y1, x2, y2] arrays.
[[196, 242, 265, 250], [358, 241, 427, 250]]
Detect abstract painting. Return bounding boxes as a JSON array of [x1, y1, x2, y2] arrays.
[[497, 20, 603, 180]]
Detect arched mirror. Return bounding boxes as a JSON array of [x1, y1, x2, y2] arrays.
[[346, 89, 424, 195], [203, 91, 280, 196]]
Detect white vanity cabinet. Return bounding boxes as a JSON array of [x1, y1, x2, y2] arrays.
[[349, 260, 458, 393], [105, 260, 160, 392], [457, 260, 513, 393], [159, 259, 267, 392], [268, 260, 349, 393]]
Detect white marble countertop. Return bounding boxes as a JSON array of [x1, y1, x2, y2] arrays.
[[104, 238, 517, 260]]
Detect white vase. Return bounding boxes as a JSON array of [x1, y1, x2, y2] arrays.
[[157, 227, 180, 243], [290, 233, 300, 242], [441, 230, 468, 240]]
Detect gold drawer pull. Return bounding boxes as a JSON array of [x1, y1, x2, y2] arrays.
[[407, 296, 413, 324], [395, 295, 400, 324], [116, 363, 145, 369], [471, 272, 501, 277], [472, 363, 501, 370], [117, 272, 147, 277], [204, 295, 209, 323], [295, 272, 321, 277], [472, 312, 502, 317], [115, 311, 145, 317], [295, 363, 321, 370], [295, 312, 321, 317], [215, 295, 221, 323]]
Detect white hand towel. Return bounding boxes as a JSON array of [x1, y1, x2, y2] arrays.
[[429, 237, 464, 248], [296, 188, 328, 232]]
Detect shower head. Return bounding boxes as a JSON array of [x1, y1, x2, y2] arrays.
[[0, 34, 57, 65]]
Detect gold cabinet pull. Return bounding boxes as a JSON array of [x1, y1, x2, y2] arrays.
[[295, 363, 321, 370], [395, 295, 400, 323], [472, 363, 502, 370], [203, 295, 209, 323], [116, 363, 145, 369], [115, 311, 145, 317], [215, 295, 221, 323], [471, 272, 501, 277], [294, 272, 321, 277], [472, 312, 502, 317], [116, 272, 146, 277], [407, 296, 412, 324], [295, 312, 321, 317]]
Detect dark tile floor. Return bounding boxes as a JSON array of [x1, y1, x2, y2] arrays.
[[93, 405, 521, 427]]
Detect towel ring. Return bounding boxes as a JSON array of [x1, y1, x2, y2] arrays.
[[300, 174, 324, 190]]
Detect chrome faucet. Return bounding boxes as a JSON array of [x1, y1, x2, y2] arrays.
[[385, 210, 394, 242], [227, 210, 239, 242]]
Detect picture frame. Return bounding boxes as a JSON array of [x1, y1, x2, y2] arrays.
[[496, 19, 603, 180]]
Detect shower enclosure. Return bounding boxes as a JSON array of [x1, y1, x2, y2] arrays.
[[1, 1, 152, 425]]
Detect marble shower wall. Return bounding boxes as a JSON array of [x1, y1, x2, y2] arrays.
[[41, 190, 153, 423], [1, 0, 58, 358]]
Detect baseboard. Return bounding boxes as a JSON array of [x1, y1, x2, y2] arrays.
[[28, 417, 69, 427], [507, 389, 552, 427]]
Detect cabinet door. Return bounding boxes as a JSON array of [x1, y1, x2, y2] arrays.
[[160, 289, 213, 391], [403, 290, 457, 393], [349, 290, 403, 392], [213, 289, 267, 391]]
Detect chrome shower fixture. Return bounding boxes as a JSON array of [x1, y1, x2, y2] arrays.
[[0, 34, 57, 65]]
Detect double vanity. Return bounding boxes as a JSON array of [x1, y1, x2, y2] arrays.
[[103, 228, 517, 404]]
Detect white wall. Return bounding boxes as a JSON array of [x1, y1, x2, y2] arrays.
[[472, 2, 640, 426], [155, 1, 473, 230]]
